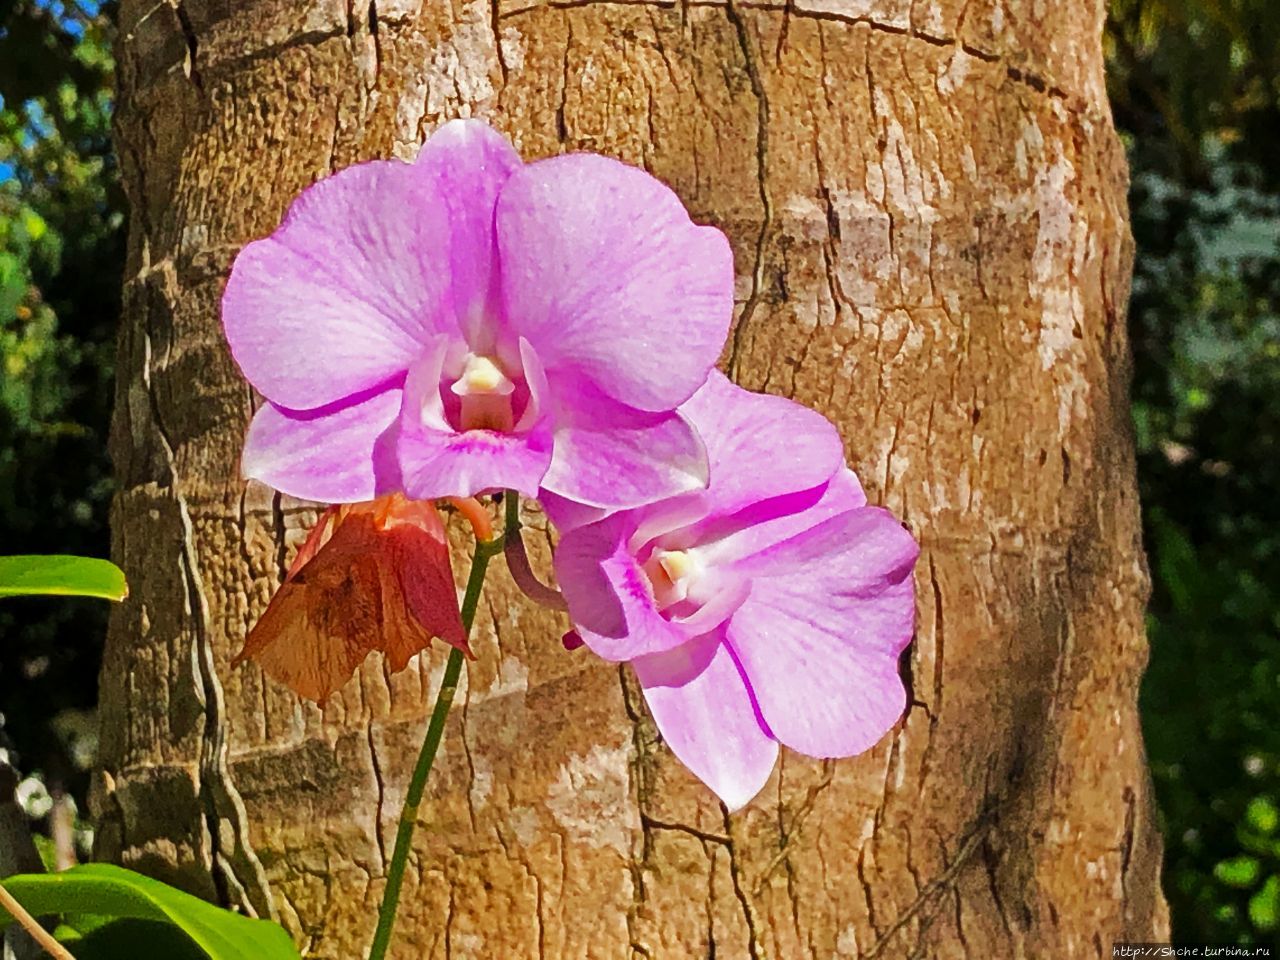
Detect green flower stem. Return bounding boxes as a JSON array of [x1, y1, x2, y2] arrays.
[[505, 487, 520, 534], [367, 523, 504, 960]]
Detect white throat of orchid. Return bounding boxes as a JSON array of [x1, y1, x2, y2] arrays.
[[633, 508, 752, 636], [448, 353, 516, 432], [643, 547, 707, 610]]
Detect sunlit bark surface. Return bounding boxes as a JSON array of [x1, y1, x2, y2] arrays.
[[99, 0, 1168, 955]]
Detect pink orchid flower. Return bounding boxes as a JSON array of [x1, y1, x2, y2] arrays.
[[223, 120, 732, 510], [554, 373, 919, 810]]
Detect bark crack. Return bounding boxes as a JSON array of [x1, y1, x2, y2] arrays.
[[458, 661, 480, 833], [556, 16, 574, 142], [492, 0, 510, 81], [366, 724, 388, 875], [753, 760, 834, 896], [171, 0, 203, 91], [721, 805, 763, 960], [927, 553, 946, 717], [1119, 784, 1136, 902], [981, 835, 1016, 941], [141, 324, 276, 922], [619, 665, 656, 959], [864, 810, 995, 959], [367, 0, 383, 85], [641, 815, 731, 847], [723, 0, 772, 382], [270, 491, 289, 585], [499, 0, 1072, 105]]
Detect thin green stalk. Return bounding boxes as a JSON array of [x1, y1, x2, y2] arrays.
[[505, 487, 520, 534], [367, 529, 502, 960]]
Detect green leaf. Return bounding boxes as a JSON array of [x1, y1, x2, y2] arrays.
[[1214, 855, 1261, 888], [1246, 796, 1280, 835], [0, 864, 298, 960], [1248, 875, 1280, 931], [64, 918, 210, 960], [21, 209, 47, 242], [0, 555, 126, 601]]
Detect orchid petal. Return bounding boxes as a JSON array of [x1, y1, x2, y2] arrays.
[[541, 385, 708, 511], [635, 632, 778, 811], [726, 508, 918, 757], [496, 154, 733, 412], [681, 371, 846, 517], [223, 160, 455, 410], [540, 492, 609, 532], [698, 468, 867, 570], [397, 418, 554, 501], [414, 120, 522, 349], [241, 387, 403, 503]]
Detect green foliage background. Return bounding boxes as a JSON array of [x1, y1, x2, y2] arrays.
[[1110, 0, 1280, 943], [0, 0, 122, 798], [0, 0, 1276, 943]]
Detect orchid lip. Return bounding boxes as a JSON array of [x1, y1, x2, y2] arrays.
[[409, 336, 548, 437], [668, 577, 750, 635], [636, 538, 747, 637], [449, 352, 518, 431], [643, 546, 705, 608], [658, 549, 699, 584]]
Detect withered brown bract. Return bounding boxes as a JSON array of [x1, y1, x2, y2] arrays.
[[235, 494, 467, 704]]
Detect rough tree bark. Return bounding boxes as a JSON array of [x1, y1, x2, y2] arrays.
[[99, 0, 1168, 956]]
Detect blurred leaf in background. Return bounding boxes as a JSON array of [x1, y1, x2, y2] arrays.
[[1108, 0, 1280, 945], [0, 0, 123, 800]]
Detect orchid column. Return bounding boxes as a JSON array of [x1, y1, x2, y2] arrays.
[[102, 0, 1167, 957]]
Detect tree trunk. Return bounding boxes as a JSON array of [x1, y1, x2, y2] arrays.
[[100, 0, 1168, 956]]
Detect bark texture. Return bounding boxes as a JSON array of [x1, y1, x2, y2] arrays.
[[100, 0, 1169, 956]]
